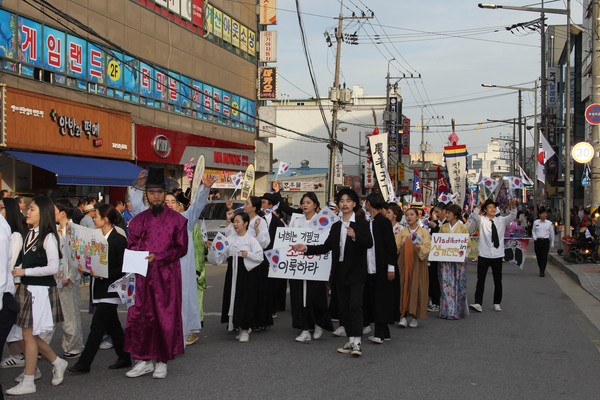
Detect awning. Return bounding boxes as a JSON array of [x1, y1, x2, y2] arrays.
[[5, 150, 143, 187]]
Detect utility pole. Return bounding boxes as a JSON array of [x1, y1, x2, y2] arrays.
[[518, 90, 523, 173], [421, 106, 427, 181], [592, 0, 600, 209], [326, 0, 372, 202], [564, 0, 572, 235]]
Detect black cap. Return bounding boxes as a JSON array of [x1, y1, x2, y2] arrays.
[[146, 166, 166, 190], [261, 192, 279, 206], [482, 199, 498, 210]]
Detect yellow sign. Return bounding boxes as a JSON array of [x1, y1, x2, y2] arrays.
[[107, 59, 121, 82], [571, 142, 594, 163]]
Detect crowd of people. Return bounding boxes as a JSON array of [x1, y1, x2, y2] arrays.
[[0, 178, 593, 396]]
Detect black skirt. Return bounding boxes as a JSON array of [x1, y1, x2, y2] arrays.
[[221, 257, 259, 331]]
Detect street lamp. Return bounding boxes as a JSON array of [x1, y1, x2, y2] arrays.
[[482, 82, 538, 212], [478, 0, 572, 234]]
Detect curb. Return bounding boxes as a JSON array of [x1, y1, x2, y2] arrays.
[[549, 253, 600, 303]]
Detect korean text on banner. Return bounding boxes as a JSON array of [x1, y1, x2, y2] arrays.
[[428, 233, 469, 262], [266, 227, 332, 281], [66, 223, 109, 278]]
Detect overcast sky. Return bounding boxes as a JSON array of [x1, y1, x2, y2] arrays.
[[272, 0, 583, 155]]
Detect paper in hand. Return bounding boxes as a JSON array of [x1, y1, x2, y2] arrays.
[[122, 249, 150, 277]]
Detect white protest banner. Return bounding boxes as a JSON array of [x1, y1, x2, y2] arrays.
[[368, 133, 395, 202], [428, 233, 470, 262], [66, 223, 109, 278], [267, 227, 331, 281], [240, 164, 255, 200]]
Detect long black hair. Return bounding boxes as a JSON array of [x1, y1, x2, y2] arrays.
[[2, 197, 26, 236], [31, 196, 62, 259]]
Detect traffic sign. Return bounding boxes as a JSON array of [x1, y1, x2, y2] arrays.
[[571, 142, 594, 163], [585, 103, 600, 125]]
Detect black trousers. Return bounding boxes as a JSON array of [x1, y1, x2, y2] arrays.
[[0, 293, 18, 348], [77, 303, 129, 369], [474, 256, 503, 305], [363, 275, 391, 340], [534, 239, 550, 273], [428, 261, 441, 306], [336, 282, 364, 337]]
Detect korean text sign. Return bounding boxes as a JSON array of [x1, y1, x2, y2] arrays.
[[267, 227, 332, 281]]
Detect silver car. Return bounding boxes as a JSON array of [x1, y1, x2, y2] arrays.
[[200, 200, 245, 240]]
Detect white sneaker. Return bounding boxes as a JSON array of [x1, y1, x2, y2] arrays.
[[368, 336, 384, 344], [493, 304, 502, 312], [362, 325, 372, 335], [235, 328, 252, 340], [1, 354, 25, 368], [398, 317, 408, 328], [295, 330, 312, 343], [152, 362, 167, 379], [14, 367, 42, 383], [336, 342, 353, 354], [469, 303, 483, 313], [5, 380, 36, 395], [313, 325, 323, 340], [409, 318, 419, 328], [99, 336, 114, 350], [51, 357, 69, 386], [126, 360, 155, 378], [238, 330, 250, 343], [332, 326, 347, 337]]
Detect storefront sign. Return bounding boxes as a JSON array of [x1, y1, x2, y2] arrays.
[[135, 124, 254, 165], [258, 67, 277, 100], [259, 31, 277, 62], [280, 181, 325, 192], [3, 87, 133, 159], [259, 0, 277, 25], [152, 134, 172, 158]]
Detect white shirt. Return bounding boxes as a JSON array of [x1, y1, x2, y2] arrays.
[[93, 228, 120, 304], [472, 208, 517, 258], [339, 212, 356, 262], [532, 219, 555, 247], [224, 215, 270, 249], [366, 219, 395, 274]]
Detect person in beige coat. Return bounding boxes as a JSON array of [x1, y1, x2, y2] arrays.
[[395, 208, 431, 328]]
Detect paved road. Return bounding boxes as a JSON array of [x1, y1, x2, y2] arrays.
[[2, 254, 600, 400]]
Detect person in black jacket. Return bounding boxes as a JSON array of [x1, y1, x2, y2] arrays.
[[261, 192, 287, 316], [292, 188, 373, 357], [362, 193, 398, 344], [69, 204, 131, 374]]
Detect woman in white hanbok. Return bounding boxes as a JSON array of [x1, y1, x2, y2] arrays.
[[212, 213, 264, 343]]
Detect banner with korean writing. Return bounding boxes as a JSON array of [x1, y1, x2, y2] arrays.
[[87, 42, 104, 83], [213, 8, 223, 39], [43, 26, 65, 73], [281, 181, 325, 192], [66, 34, 87, 78], [66, 223, 109, 278], [231, 19, 240, 48], [267, 228, 331, 281], [428, 233, 469, 262], [368, 133, 395, 202], [240, 25, 248, 53], [106, 50, 123, 89], [222, 13, 232, 43], [259, 0, 278, 25], [443, 144, 468, 208], [205, 4, 214, 34], [258, 67, 277, 100], [19, 17, 43, 67], [248, 29, 256, 56], [203, 83, 213, 119]]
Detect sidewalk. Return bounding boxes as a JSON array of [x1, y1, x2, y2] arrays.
[[549, 252, 600, 302]]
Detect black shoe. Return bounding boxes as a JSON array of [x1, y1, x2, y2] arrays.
[[540, 272, 545, 277], [68, 364, 90, 374], [108, 359, 132, 369], [63, 352, 81, 359]]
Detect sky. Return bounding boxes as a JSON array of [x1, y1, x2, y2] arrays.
[[271, 0, 583, 156]]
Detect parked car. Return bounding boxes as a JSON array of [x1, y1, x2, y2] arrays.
[[200, 200, 245, 240]]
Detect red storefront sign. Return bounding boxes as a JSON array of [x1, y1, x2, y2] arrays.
[[135, 124, 254, 164]]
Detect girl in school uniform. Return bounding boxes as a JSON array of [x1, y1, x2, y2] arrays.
[[7, 197, 68, 396], [68, 204, 131, 373], [213, 212, 264, 343]]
